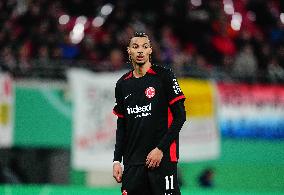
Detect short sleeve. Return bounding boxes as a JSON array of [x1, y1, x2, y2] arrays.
[[163, 69, 186, 105], [113, 82, 124, 118]]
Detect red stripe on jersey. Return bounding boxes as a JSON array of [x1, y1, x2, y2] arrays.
[[170, 140, 177, 162], [147, 68, 157, 74], [113, 110, 124, 118], [169, 95, 185, 105], [168, 107, 173, 128], [124, 72, 132, 80], [168, 107, 177, 162]]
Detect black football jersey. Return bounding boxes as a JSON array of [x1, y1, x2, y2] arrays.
[[113, 65, 185, 165]]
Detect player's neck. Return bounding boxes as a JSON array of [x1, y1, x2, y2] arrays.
[[133, 62, 151, 78]]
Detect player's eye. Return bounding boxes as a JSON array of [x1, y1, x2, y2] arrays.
[[132, 45, 138, 49]]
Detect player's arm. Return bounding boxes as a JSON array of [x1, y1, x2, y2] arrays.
[[113, 117, 126, 163], [157, 100, 186, 151], [146, 101, 186, 168], [146, 69, 186, 168], [112, 82, 125, 183], [113, 117, 126, 183], [157, 69, 186, 151]]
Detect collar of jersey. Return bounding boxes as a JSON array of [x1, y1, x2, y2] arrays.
[[124, 68, 157, 80]]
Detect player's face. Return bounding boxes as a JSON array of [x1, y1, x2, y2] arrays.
[[128, 37, 152, 66]]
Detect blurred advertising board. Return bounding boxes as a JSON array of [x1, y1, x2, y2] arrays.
[[68, 70, 220, 170], [68, 69, 120, 170], [0, 73, 13, 147], [14, 82, 71, 147], [217, 83, 284, 139], [179, 79, 220, 162]]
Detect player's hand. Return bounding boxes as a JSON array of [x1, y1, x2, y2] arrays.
[[113, 162, 123, 183], [146, 147, 163, 169]]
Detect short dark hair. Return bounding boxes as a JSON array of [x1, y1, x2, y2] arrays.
[[134, 32, 148, 38], [129, 32, 150, 46]]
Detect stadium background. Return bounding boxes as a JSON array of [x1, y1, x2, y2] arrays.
[[0, 0, 284, 194]]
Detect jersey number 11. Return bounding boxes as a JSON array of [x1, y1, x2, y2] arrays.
[[165, 175, 174, 190]]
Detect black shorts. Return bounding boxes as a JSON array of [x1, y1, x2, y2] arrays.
[[121, 161, 181, 195]]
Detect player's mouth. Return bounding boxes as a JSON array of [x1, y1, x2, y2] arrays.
[[136, 56, 144, 61]]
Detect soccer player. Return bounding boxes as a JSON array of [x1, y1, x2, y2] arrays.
[[112, 32, 186, 195]]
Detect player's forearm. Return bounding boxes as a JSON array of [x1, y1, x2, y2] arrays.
[[157, 101, 186, 152], [113, 118, 126, 162]]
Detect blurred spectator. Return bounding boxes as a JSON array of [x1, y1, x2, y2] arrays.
[[1, 46, 17, 73], [59, 33, 80, 59], [211, 29, 237, 58], [31, 45, 51, 77], [255, 43, 271, 82], [18, 40, 33, 75], [100, 48, 127, 71], [277, 46, 284, 68], [270, 21, 284, 46], [51, 46, 62, 59], [172, 49, 190, 77], [37, 45, 50, 63], [0, 160, 22, 184], [177, 167, 183, 187], [222, 55, 235, 75], [198, 168, 214, 188], [268, 57, 284, 83], [232, 44, 257, 82], [109, 48, 126, 71]]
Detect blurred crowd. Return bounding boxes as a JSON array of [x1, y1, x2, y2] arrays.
[[0, 0, 283, 83]]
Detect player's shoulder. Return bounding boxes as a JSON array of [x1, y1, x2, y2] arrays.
[[116, 70, 133, 85], [151, 64, 173, 75], [151, 65, 175, 79]]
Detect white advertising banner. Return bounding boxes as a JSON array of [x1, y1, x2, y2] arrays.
[[68, 69, 122, 170], [0, 73, 13, 147]]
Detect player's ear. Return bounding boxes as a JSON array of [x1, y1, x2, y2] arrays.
[[127, 47, 130, 55], [149, 47, 152, 54]]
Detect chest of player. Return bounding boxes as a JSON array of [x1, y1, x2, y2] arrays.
[[121, 75, 167, 118]]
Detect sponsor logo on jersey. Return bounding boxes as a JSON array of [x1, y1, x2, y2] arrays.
[[145, 87, 155, 98], [124, 93, 132, 99], [127, 103, 152, 118], [127, 103, 151, 114]]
